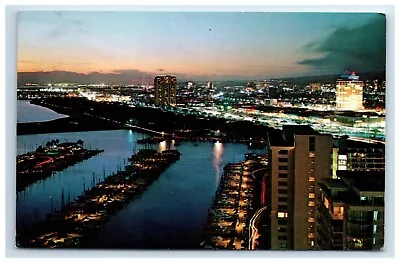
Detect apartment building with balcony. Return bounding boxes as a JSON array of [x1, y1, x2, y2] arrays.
[[316, 171, 384, 250]]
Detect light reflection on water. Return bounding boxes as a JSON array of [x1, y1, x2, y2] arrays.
[[213, 142, 224, 186], [90, 140, 265, 249], [17, 131, 264, 248], [17, 101, 267, 248]]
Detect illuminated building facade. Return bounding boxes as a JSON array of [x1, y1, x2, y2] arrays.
[[310, 83, 321, 92], [154, 75, 177, 105], [333, 137, 385, 173], [207, 81, 213, 90], [316, 171, 384, 250], [336, 72, 364, 111], [268, 126, 333, 250]]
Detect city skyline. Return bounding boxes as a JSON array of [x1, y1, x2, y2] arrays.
[[18, 12, 385, 81]]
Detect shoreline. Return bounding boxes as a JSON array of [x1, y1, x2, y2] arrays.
[[20, 98, 276, 142], [17, 99, 123, 136]]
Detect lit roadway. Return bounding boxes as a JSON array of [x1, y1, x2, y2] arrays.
[[248, 167, 269, 250], [80, 97, 385, 143], [189, 106, 385, 143], [248, 206, 268, 250]]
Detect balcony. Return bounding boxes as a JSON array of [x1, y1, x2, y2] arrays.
[[347, 218, 372, 225]]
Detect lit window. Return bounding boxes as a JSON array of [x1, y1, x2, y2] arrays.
[[309, 193, 315, 199], [308, 233, 315, 238], [308, 201, 315, 207], [333, 206, 344, 220], [324, 197, 330, 209], [308, 217, 315, 223], [373, 211, 378, 221], [309, 177, 315, 182], [278, 212, 288, 218]]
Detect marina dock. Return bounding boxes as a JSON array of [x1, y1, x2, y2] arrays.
[[17, 141, 103, 192], [200, 154, 268, 250], [16, 149, 182, 248]]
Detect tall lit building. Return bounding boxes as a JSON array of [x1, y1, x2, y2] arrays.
[[154, 75, 177, 105], [207, 81, 213, 90], [268, 126, 333, 250], [336, 72, 364, 111]]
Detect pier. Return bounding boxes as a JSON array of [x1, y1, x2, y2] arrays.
[[200, 154, 268, 250], [16, 148, 181, 248], [17, 140, 104, 192]]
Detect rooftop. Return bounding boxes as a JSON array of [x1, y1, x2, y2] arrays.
[[318, 179, 355, 203], [269, 125, 319, 147], [338, 170, 385, 193]]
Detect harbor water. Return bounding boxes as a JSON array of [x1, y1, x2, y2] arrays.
[[16, 101, 265, 248], [17, 100, 69, 123]]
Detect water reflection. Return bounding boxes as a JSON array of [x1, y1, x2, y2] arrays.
[[17, 100, 68, 123], [159, 140, 167, 152], [213, 142, 224, 186], [158, 140, 177, 152]]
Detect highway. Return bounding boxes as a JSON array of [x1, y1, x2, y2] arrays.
[[246, 167, 269, 250]]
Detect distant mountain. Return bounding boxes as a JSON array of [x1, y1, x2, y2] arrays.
[[17, 70, 157, 85], [17, 70, 386, 86]]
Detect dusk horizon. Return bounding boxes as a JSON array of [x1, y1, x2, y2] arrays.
[[18, 12, 385, 83], [17, 68, 386, 84], [15, 10, 387, 253]]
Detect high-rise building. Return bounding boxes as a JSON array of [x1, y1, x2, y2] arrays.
[[333, 137, 385, 173], [154, 75, 177, 105], [336, 72, 364, 111], [268, 126, 333, 250], [316, 171, 384, 250], [207, 81, 213, 90]]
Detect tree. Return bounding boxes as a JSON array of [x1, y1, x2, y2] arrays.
[[77, 139, 84, 146], [36, 146, 45, 153]]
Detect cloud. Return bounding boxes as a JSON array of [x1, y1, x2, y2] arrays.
[[47, 29, 62, 38], [297, 15, 386, 74]]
